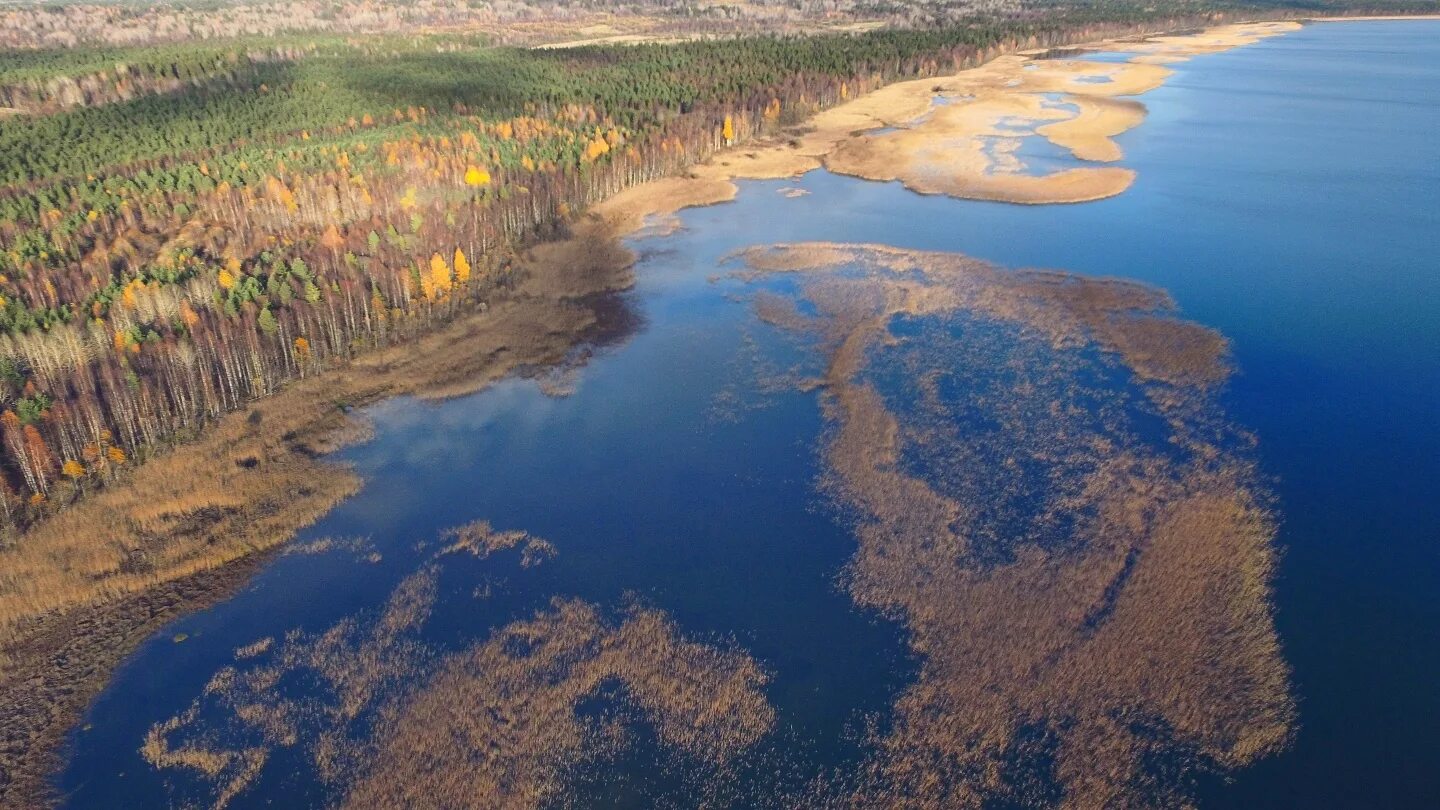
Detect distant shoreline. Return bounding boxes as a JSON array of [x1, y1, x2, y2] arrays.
[[629, 21, 1302, 208], [1309, 14, 1440, 22]]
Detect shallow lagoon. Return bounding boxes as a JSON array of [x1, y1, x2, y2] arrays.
[[59, 20, 1440, 807]]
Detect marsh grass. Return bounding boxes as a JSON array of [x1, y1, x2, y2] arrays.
[[437, 520, 558, 568], [739, 243, 1294, 807]]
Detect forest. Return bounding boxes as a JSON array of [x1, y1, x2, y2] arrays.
[[0, 1, 1430, 533]]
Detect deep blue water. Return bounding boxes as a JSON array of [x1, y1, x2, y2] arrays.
[[58, 20, 1440, 808]]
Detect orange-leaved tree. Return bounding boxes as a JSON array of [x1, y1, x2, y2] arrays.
[[430, 253, 452, 295]]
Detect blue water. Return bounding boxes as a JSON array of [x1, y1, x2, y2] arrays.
[[58, 20, 1440, 807]]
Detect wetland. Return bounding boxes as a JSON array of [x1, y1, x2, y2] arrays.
[[48, 18, 1440, 809]]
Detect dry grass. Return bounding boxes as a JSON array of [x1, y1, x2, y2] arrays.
[[738, 242, 1294, 807], [0, 23, 1303, 802], [142, 567, 441, 807], [0, 94, 794, 802], [599, 21, 1300, 212], [0, 552, 278, 807], [283, 536, 376, 559]]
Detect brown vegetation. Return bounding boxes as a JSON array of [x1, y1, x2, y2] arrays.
[[0, 551, 280, 809], [344, 599, 773, 809], [141, 523, 773, 809], [736, 243, 1294, 806], [437, 519, 558, 568], [820, 57, 1163, 203], [142, 566, 442, 807]]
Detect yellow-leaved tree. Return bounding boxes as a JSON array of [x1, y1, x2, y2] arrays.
[[722, 114, 735, 144], [464, 166, 491, 187], [430, 253, 452, 295], [454, 248, 472, 283]]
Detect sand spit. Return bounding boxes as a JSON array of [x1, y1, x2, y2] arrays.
[[735, 243, 1292, 807], [142, 525, 773, 809], [1110, 20, 1308, 64], [1037, 96, 1147, 163]]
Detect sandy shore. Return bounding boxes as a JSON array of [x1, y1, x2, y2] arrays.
[[0, 14, 1309, 668], [821, 21, 1300, 203], [637, 20, 1301, 206]]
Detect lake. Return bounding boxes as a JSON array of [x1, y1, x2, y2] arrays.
[[58, 19, 1440, 808]]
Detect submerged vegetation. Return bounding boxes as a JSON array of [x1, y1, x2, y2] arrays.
[[735, 243, 1293, 807]]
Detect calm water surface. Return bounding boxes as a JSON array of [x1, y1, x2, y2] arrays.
[[59, 20, 1440, 807]]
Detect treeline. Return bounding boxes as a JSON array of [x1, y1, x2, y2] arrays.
[[0, 0, 590, 49], [0, 41, 317, 114], [0, 32, 509, 114], [5, 1, 1433, 113], [0, 9, 1306, 531]]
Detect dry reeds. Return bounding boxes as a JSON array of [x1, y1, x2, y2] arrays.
[[437, 520, 557, 568], [740, 242, 1294, 807]]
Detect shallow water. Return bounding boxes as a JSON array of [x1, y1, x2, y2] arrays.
[[58, 20, 1440, 808]]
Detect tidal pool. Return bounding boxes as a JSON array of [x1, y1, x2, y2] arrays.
[[58, 20, 1440, 808]]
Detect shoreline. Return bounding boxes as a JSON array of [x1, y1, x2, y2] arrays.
[[1308, 14, 1440, 22], [815, 21, 1300, 204], [0, 12, 1400, 806], [594, 21, 1303, 208]]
